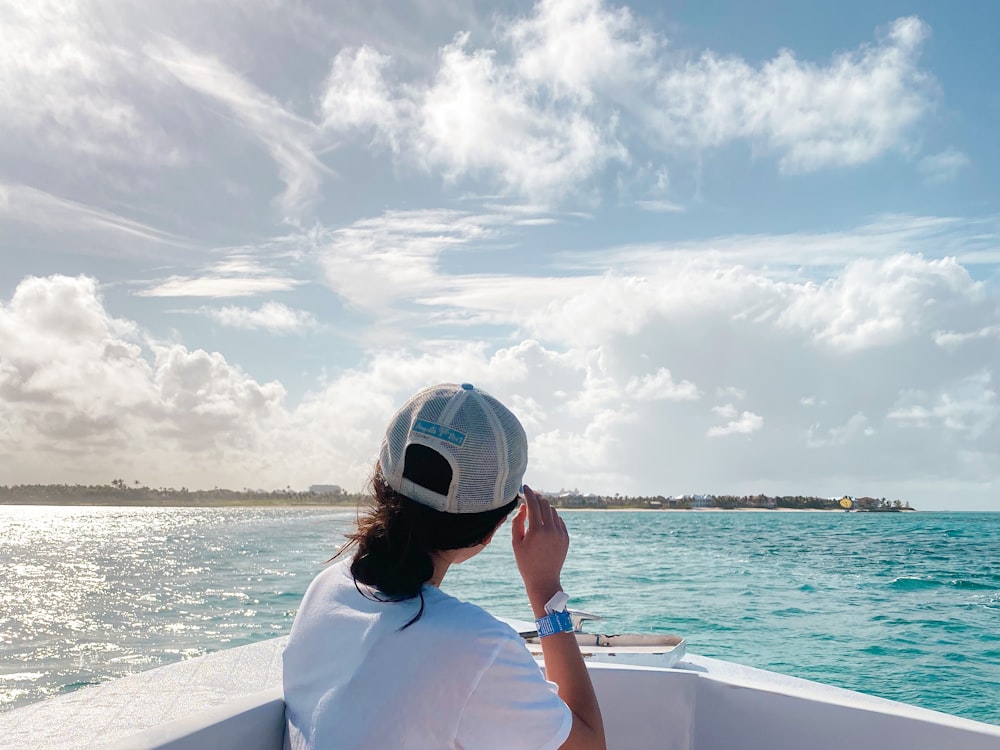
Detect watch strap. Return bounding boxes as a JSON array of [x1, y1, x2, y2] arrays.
[[535, 609, 574, 638]]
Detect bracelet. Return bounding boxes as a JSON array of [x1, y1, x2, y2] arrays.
[[535, 609, 574, 638]]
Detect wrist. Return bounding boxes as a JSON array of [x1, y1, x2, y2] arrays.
[[526, 582, 563, 617]]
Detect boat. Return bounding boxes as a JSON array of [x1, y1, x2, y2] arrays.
[[1, 616, 998, 749]]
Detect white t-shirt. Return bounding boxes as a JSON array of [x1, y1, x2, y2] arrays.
[[282, 559, 572, 750]]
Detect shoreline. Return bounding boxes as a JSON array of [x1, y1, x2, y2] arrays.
[[0, 501, 905, 512]]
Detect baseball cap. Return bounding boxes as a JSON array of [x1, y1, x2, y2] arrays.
[[379, 383, 528, 514]]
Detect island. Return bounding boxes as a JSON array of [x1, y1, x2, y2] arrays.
[[0, 482, 913, 511]]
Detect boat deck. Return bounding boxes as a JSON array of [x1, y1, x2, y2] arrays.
[[0, 637, 285, 749], [2, 636, 998, 750]]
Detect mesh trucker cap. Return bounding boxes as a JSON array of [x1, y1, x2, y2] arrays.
[[379, 383, 528, 514]]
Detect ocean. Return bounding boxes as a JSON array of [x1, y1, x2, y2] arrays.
[[1, 506, 997, 725]]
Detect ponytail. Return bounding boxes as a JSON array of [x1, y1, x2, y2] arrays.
[[335, 469, 517, 627]]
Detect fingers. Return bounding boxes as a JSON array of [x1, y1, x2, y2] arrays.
[[511, 502, 527, 546], [525, 484, 560, 528], [523, 484, 542, 526]]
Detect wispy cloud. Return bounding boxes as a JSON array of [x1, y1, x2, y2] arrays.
[[150, 39, 329, 221], [0, 1, 945, 215], [204, 302, 317, 334], [918, 148, 970, 183], [577, 214, 996, 270], [0, 0, 178, 165], [139, 276, 303, 298], [0, 183, 191, 252], [635, 199, 685, 213], [137, 252, 305, 298], [311, 207, 525, 310]]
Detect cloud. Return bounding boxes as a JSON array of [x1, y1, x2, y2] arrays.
[[648, 17, 934, 172], [918, 148, 970, 183], [4, 261, 1000, 507], [320, 46, 403, 147], [888, 371, 998, 438], [635, 199, 685, 213], [590, 214, 993, 271], [1, 1, 942, 216], [807, 412, 873, 448], [0, 275, 286, 483], [626, 368, 700, 401], [316, 5, 937, 199], [138, 254, 305, 298], [139, 277, 303, 298], [778, 255, 982, 352], [507, 0, 658, 100], [708, 405, 764, 437], [934, 325, 1000, 347], [151, 40, 329, 221], [0, 182, 191, 253], [0, 0, 178, 165], [313, 208, 519, 311], [293, 209, 1000, 364], [205, 302, 317, 334], [415, 32, 625, 197]]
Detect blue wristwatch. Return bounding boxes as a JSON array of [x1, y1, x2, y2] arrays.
[[535, 592, 574, 638]]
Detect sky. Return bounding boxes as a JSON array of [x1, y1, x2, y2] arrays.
[[2, 0, 999, 510]]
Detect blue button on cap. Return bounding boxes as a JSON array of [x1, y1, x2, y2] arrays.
[[461, 383, 474, 390]]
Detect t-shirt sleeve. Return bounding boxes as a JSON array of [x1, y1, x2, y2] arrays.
[[455, 634, 573, 750]]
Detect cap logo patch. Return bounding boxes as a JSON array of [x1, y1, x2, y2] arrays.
[[412, 419, 466, 446]]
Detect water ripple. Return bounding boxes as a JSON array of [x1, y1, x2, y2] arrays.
[[0, 507, 997, 726]]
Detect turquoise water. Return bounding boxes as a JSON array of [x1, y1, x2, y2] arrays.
[[1, 506, 997, 725]]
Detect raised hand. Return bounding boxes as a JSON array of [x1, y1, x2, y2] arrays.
[[511, 484, 570, 616]]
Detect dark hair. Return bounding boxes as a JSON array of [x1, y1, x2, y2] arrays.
[[334, 468, 517, 628]]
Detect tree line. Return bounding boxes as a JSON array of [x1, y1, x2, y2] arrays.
[[0, 483, 913, 510], [0, 481, 364, 506]]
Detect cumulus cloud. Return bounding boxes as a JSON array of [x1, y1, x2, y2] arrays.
[[321, 46, 403, 145], [626, 368, 700, 401], [1, 1, 943, 214], [317, 3, 938, 199], [779, 255, 982, 351], [0, 276, 286, 485], [3, 259, 1000, 507], [648, 17, 934, 172], [707, 405, 764, 437]]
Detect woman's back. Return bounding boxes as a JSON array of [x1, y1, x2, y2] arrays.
[[281, 383, 604, 750], [282, 559, 571, 750]]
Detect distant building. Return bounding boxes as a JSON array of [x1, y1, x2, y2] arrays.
[[686, 494, 715, 508], [556, 492, 607, 508], [666, 494, 715, 508], [309, 484, 344, 495]]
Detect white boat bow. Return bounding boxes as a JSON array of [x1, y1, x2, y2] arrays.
[[1, 633, 997, 749]]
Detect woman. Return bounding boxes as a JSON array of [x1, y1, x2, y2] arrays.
[[282, 383, 605, 750]]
